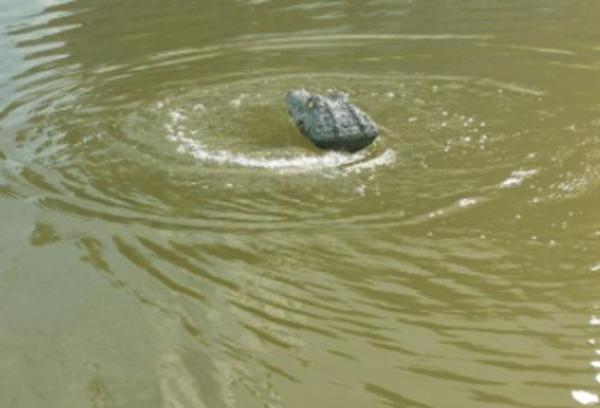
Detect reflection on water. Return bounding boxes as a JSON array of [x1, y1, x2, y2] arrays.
[[2, 0, 600, 407]]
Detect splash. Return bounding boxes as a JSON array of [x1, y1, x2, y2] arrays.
[[163, 105, 395, 174], [170, 130, 367, 171], [500, 169, 538, 188]]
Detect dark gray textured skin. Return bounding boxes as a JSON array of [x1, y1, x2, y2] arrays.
[[285, 89, 379, 152]]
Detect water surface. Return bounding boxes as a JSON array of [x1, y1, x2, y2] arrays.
[[2, 1, 600, 407]]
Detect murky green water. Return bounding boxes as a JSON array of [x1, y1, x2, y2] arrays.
[[2, 1, 600, 407]]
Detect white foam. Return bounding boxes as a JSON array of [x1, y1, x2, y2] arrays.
[[500, 169, 538, 188], [346, 149, 396, 172], [165, 105, 395, 173], [169, 110, 186, 123], [193, 103, 206, 112], [229, 94, 248, 108], [356, 184, 366, 196], [458, 198, 477, 208], [572, 390, 599, 405], [176, 134, 364, 170]]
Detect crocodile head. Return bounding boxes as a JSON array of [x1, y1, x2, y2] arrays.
[[285, 89, 348, 119], [285, 89, 378, 152], [285, 89, 311, 119], [285, 89, 313, 137]]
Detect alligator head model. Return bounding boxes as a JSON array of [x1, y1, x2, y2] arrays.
[[285, 89, 379, 152]]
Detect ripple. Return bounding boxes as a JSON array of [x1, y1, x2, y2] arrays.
[[4, 3, 599, 406], [164, 105, 395, 173], [1, 64, 553, 235]]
